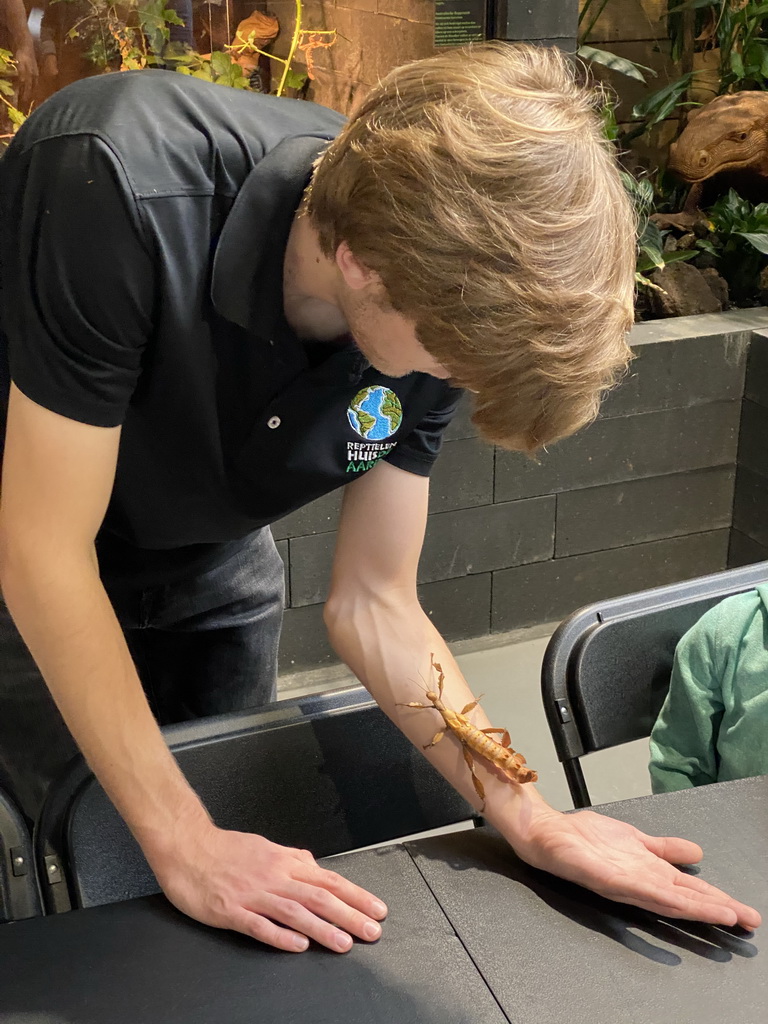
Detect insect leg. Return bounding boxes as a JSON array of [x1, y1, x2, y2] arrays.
[[481, 727, 512, 748], [462, 745, 486, 808], [431, 653, 445, 700], [424, 730, 446, 749]]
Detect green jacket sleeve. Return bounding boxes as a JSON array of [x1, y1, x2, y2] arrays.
[[648, 605, 724, 794]]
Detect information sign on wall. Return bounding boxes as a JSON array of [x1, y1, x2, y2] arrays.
[[434, 0, 487, 48]]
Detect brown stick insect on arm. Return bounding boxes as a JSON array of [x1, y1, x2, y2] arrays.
[[398, 654, 536, 810]]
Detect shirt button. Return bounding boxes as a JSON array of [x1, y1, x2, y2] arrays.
[[267, 416, 281, 429]]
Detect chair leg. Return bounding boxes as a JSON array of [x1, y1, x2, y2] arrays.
[[563, 759, 591, 809]]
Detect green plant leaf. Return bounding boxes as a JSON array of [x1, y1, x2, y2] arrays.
[[637, 238, 665, 271], [577, 44, 653, 82], [736, 232, 768, 254], [0, 78, 14, 96], [639, 218, 664, 252], [162, 8, 185, 26], [631, 72, 696, 124], [696, 239, 718, 256], [210, 50, 232, 77], [7, 104, 25, 127], [283, 68, 308, 91], [730, 49, 745, 80], [663, 249, 698, 265], [601, 102, 619, 141]]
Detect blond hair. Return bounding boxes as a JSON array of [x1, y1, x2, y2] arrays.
[[307, 42, 636, 452]]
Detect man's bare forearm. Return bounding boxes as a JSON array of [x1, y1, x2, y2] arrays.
[[0, 548, 210, 855], [324, 590, 554, 843], [0, 0, 33, 49]]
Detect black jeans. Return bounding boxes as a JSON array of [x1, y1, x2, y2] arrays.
[[0, 527, 284, 824]]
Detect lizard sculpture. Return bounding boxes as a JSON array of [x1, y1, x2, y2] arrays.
[[668, 91, 768, 207]]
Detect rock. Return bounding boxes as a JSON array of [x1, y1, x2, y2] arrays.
[[662, 231, 697, 254], [647, 261, 726, 318], [650, 211, 700, 233], [693, 250, 718, 270], [701, 267, 730, 308]]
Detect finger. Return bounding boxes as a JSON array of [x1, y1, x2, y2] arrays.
[[289, 881, 383, 943], [639, 833, 703, 865], [298, 862, 388, 920], [262, 894, 356, 953], [613, 882, 739, 926], [231, 909, 310, 952], [674, 872, 762, 930]]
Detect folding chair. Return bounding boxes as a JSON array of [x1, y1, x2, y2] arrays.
[[0, 786, 42, 921], [541, 561, 768, 808], [35, 685, 475, 913]]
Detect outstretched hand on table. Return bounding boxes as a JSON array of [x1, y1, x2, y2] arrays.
[[508, 807, 762, 930], [149, 825, 388, 953]]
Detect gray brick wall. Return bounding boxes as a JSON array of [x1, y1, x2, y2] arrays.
[[731, 329, 768, 567], [279, 311, 768, 673]]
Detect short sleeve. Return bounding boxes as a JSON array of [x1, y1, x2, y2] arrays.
[[385, 383, 464, 477], [0, 133, 155, 428]]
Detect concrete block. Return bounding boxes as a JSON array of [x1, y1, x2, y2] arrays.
[[289, 532, 336, 607], [492, 530, 730, 632], [279, 602, 336, 672], [744, 330, 768, 408], [429, 437, 494, 513], [728, 529, 768, 569], [418, 572, 492, 641], [418, 498, 555, 584], [272, 491, 343, 541], [733, 466, 768, 549], [737, 399, 768, 480], [444, 393, 477, 441], [555, 466, 735, 557], [602, 334, 750, 419], [496, 402, 740, 501]]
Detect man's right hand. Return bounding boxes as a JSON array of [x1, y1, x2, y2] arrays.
[[149, 825, 389, 952], [13, 41, 37, 109]]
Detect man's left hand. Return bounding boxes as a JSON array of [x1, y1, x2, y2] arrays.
[[509, 807, 762, 929]]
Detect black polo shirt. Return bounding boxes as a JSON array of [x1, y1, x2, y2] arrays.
[[0, 71, 461, 584]]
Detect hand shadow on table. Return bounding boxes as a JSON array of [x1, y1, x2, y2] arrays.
[[407, 830, 758, 967]]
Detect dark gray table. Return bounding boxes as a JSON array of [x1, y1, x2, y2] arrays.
[[0, 777, 764, 1024], [409, 775, 767, 1024]]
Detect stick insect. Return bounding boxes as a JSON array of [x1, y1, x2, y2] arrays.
[[398, 654, 537, 810]]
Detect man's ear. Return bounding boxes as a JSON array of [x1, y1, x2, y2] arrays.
[[335, 241, 381, 291]]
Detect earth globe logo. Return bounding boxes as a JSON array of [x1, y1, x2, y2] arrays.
[[347, 386, 403, 440]]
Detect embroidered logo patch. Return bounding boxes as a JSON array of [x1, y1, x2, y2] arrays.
[[347, 386, 403, 439], [346, 386, 402, 472]]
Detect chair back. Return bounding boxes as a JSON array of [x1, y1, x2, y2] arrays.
[[36, 686, 474, 911], [541, 561, 768, 806]]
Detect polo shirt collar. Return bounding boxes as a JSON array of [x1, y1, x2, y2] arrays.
[[211, 135, 331, 339]]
